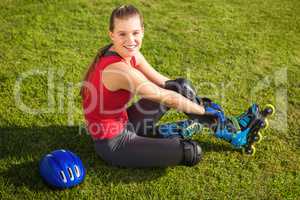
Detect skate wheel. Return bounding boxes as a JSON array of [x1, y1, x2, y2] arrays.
[[253, 132, 262, 143], [243, 145, 256, 156], [263, 104, 275, 117], [262, 119, 269, 130]]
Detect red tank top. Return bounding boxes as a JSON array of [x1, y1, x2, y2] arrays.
[[82, 51, 137, 140]]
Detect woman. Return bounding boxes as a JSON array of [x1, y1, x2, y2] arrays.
[[81, 5, 261, 167]]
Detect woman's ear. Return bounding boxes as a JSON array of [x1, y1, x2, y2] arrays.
[[109, 31, 114, 41]]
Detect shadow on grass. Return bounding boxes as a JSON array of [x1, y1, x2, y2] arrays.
[[0, 126, 168, 191], [0, 125, 234, 192], [199, 140, 236, 154]]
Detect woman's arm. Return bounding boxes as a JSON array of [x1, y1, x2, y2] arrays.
[[133, 51, 169, 87], [102, 62, 205, 115]]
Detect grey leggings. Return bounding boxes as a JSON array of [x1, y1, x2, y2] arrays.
[[94, 99, 201, 168]]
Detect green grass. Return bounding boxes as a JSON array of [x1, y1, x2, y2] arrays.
[[1, 0, 300, 199]]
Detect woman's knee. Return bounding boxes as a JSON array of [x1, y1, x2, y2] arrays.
[[181, 139, 203, 166], [164, 78, 197, 101]]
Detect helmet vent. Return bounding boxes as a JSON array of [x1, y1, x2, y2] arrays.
[[60, 171, 67, 183], [67, 167, 74, 181], [74, 165, 81, 178]]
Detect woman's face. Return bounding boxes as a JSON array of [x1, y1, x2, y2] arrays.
[[109, 16, 144, 59]]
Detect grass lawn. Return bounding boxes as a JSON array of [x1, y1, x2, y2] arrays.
[[0, 0, 299, 199]]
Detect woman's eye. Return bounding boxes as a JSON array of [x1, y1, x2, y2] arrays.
[[133, 32, 140, 35], [119, 33, 126, 36]]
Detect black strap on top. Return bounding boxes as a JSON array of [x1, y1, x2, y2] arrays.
[[103, 49, 122, 58]]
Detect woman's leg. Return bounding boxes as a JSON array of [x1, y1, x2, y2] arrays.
[[94, 124, 202, 168], [127, 78, 212, 137], [126, 98, 207, 138], [127, 98, 169, 137]]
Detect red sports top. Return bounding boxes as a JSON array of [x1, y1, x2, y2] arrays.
[[82, 51, 136, 140]]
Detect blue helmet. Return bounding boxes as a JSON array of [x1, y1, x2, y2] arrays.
[[39, 149, 85, 189]]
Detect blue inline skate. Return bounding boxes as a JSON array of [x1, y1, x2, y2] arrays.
[[230, 104, 275, 155], [212, 104, 275, 155], [191, 97, 275, 155]]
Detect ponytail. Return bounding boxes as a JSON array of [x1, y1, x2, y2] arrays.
[[80, 43, 113, 98]]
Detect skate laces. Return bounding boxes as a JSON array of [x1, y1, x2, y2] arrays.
[[182, 122, 203, 138], [226, 116, 241, 133], [236, 104, 258, 129]]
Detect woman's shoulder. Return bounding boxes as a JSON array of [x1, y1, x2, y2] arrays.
[[99, 48, 123, 68], [133, 50, 145, 66]]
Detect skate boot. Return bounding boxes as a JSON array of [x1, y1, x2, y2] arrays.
[[230, 104, 275, 155], [156, 120, 203, 139]]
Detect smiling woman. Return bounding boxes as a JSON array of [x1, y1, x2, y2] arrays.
[[79, 4, 274, 168], [108, 12, 144, 59], [80, 4, 205, 168]]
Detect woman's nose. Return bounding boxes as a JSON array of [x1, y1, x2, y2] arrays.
[[126, 34, 135, 42]]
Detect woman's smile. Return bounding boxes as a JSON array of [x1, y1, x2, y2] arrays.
[[124, 44, 137, 51]]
